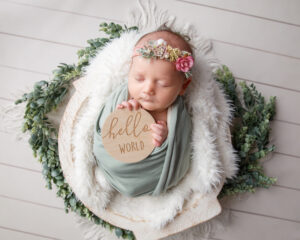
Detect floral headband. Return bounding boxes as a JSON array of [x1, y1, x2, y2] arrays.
[[132, 38, 194, 79]]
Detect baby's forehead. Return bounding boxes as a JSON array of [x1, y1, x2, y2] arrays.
[[130, 57, 183, 82], [131, 57, 175, 74], [136, 31, 189, 52]]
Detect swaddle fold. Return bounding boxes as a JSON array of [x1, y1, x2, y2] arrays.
[[93, 81, 192, 197]]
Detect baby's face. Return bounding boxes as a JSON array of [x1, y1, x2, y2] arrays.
[[128, 56, 185, 113]]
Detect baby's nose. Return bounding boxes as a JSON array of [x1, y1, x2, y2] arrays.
[[143, 82, 155, 95]]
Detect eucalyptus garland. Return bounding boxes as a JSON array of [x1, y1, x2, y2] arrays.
[[15, 22, 276, 239], [215, 66, 277, 198]]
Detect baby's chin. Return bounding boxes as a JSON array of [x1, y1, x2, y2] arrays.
[[140, 103, 166, 113], [140, 103, 155, 111]]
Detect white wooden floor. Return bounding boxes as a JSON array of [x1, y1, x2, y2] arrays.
[[1, 0, 300, 239]]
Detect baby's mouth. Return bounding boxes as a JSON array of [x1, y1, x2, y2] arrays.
[[140, 95, 153, 102]]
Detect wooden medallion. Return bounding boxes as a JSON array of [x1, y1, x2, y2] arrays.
[[101, 108, 156, 163]]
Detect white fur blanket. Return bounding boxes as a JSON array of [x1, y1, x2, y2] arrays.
[[70, 0, 239, 234]]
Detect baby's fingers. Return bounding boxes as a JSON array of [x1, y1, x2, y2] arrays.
[[152, 138, 162, 147], [116, 101, 133, 110], [116, 103, 124, 109], [128, 99, 141, 110], [152, 132, 163, 143], [150, 123, 163, 131], [151, 122, 168, 135], [152, 134, 164, 147], [116, 99, 141, 111]]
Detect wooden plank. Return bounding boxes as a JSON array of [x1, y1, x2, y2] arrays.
[[0, 226, 54, 240], [0, 118, 40, 171], [159, 0, 300, 59], [0, 196, 83, 240], [0, 164, 64, 209], [179, 0, 300, 26], [0, 34, 78, 74], [271, 121, 300, 157], [213, 41, 300, 92], [0, 66, 48, 100], [262, 153, 300, 190], [0, 1, 110, 47], [1, 0, 129, 23], [213, 209, 300, 240], [221, 186, 300, 222]]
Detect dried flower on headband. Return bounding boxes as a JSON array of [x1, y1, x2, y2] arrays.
[[133, 38, 194, 79]]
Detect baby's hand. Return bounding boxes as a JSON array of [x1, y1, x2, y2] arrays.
[[116, 98, 142, 111], [150, 121, 168, 147]]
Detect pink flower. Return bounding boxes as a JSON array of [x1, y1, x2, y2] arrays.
[[175, 56, 194, 72]]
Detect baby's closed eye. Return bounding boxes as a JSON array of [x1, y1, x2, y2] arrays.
[[135, 77, 144, 82]]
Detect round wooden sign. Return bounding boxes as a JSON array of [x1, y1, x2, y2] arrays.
[[101, 108, 156, 163]]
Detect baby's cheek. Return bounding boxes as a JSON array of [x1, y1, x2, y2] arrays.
[[127, 86, 136, 100]]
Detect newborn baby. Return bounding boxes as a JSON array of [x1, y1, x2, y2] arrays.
[[93, 29, 194, 197], [117, 30, 193, 147]]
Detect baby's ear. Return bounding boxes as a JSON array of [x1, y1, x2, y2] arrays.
[[179, 78, 191, 96]]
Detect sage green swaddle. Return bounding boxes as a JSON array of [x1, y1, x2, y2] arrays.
[[93, 81, 192, 197]]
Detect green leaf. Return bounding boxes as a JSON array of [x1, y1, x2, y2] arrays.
[[115, 228, 123, 238], [56, 180, 64, 187], [51, 169, 60, 177], [69, 197, 77, 207], [15, 99, 23, 105]]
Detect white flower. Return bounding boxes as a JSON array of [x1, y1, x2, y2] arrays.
[[156, 38, 166, 46]]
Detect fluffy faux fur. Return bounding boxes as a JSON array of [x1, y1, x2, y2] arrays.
[[70, 0, 239, 234]]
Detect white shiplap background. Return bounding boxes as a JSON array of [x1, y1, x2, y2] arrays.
[[1, 0, 300, 239]]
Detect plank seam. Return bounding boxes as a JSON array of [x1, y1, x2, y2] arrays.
[[1, 24, 300, 61], [226, 207, 300, 224], [2, 0, 123, 23], [273, 151, 300, 159], [272, 184, 300, 192], [0, 64, 50, 76], [0, 96, 12, 102], [176, 0, 300, 28], [236, 77, 300, 94], [0, 162, 41, 173], [212, 39, 300, 61], [0, 194, 64, 211], [0, 32, 82, 49], [0, 225, 62, 240]]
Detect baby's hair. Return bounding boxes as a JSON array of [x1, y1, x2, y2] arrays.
[[134, 24, 193, 55]]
